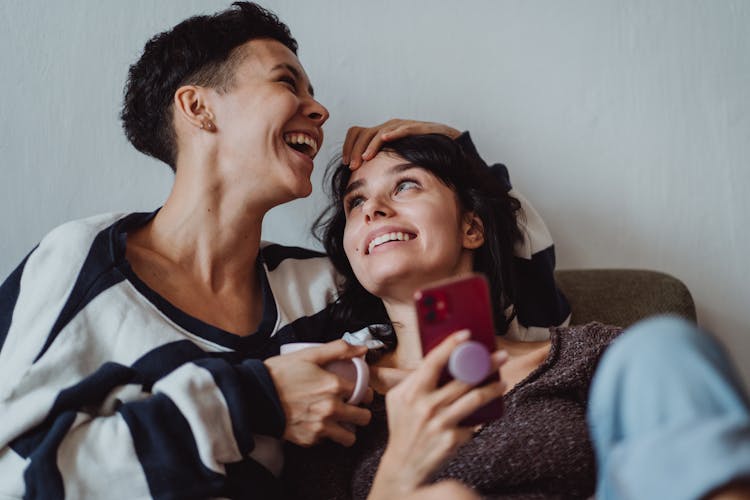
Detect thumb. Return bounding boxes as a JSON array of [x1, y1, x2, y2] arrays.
[[303, 339, 368, 364]]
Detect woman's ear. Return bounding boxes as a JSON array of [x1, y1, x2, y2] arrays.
[[462, 212, 485, 250], [174, 85, 216, 132]]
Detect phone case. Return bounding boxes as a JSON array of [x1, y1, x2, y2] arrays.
[[415, 273, 503, 426]]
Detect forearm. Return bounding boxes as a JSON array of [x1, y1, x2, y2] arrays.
[[1, 357, 285, 499]]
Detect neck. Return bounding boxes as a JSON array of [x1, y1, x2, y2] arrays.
[[380, 298, 424, 370], [134, 160, 270, 290]]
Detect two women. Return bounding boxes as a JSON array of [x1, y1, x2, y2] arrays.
[[0, 2, 566, 498]]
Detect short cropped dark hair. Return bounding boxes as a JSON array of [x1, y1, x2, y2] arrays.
[[313, 134, 524, 344], [121, 2, 297, 170]]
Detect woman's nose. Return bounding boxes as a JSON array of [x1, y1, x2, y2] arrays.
[[364, 197, 393, 222], [305, 96, 329, 126]]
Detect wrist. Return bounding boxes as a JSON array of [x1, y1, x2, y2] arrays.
[[370, 450, 419, 498]]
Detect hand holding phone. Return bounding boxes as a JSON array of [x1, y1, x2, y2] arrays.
[[415, 273, 503, 425]]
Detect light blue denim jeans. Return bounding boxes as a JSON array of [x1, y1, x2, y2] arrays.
[[588, 316, 750, 499]]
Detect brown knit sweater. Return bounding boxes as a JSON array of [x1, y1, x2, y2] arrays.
[[283, 322, 621, 500]]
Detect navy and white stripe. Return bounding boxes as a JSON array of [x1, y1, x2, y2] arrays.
[[0, 134, 568, 498], [0, 212, 338, 499]]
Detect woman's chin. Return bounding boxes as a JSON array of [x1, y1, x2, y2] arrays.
[[365, 273, 430, 304], [291, 181, 313, 199], [275, 177, 313, 203]]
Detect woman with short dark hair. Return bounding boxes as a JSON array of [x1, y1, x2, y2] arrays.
[[0, 4, 367, 498]]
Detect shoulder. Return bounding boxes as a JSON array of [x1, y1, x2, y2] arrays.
[[39, 212, 128, 254], [259, 242, 327, 271], [259, 241, 341, 324], [554, 322, 623, 353], [551, 322, 623, 372], [259, 242, 336, 288], [21, 212, 131, 285]]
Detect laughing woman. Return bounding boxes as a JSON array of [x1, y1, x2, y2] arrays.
[[0, 4, 372, 498], [283, 134, 622, 499]]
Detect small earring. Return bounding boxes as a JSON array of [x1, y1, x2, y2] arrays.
[[200, 120, 215, 131]]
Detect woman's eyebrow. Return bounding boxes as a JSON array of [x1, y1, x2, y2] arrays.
[[270, 63, 314, 96], [343, 163, 419, 196], [390, 163, 418, 174], [343, 179, 364, 196]]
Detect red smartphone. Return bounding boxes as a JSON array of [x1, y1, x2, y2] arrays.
[[415, 273, 503, 426]]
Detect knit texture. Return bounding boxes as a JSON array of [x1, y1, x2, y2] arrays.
[[283, 322, 621, 499]]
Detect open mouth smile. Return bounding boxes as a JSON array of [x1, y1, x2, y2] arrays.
[[284, 132, 319, 159], [367, 231, 417, 254]]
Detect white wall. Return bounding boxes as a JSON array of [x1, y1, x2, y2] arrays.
[[2, 1, 749, 382]]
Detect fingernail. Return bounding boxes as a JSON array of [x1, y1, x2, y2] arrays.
[[454, 330, 471, 341], [494, 350, 509, 362]]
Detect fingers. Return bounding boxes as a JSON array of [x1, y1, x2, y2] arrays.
[[413, 330, 471, 389], [440, 378, 506, 428], [342, 120, 461, 170], [354, 119, 406, 167], [293, 399, 371, 447], [302, 339, 368, 364], [333, 400, 372, 427], [362, 386, 374, 405], [347, 127, 380, 170], [426, 348, 509, 408], [323, 421, 358, 447], [317, 401, 371, 447], [375, 121, 420, 144], [359, 129, 392, 162], [342, 126, 360, 166]]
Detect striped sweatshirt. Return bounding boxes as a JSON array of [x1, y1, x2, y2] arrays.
[[0, 134, 569, 499]]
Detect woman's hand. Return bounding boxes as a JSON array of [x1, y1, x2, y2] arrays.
[[369, 330, 508, 498], [400, 480, 481, 500], [264, 340, 373, 447], [369, 365, 411, 394], [343, 119, 461, 169]]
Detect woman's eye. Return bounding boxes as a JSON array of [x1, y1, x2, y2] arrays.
[[346, 196, 364, 211], [279, 76, 297, 90], [395, 180, 419, 193]]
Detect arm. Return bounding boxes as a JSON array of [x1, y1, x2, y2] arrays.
[[1, 352, 285, 498], [1, 333, 369, 499], [1, 240, 370, 498]]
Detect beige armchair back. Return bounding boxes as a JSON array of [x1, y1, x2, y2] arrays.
[[555, 269, 697, 328]]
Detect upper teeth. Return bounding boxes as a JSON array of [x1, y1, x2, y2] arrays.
[[284, 133, 318, 155], [368, 232, 412, 254]]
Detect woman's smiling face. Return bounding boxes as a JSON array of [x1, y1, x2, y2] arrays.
[[342, 151, 479, 301], [207, 38, 329, 205]]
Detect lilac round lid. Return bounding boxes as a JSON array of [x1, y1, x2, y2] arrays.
[[448, 341, 491, 385]]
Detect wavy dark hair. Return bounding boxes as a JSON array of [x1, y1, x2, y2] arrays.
[[313, 134, 524, 344], [121, 2, 297, 170]]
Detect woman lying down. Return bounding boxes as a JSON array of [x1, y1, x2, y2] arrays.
[[282, 132, 622, 499]]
